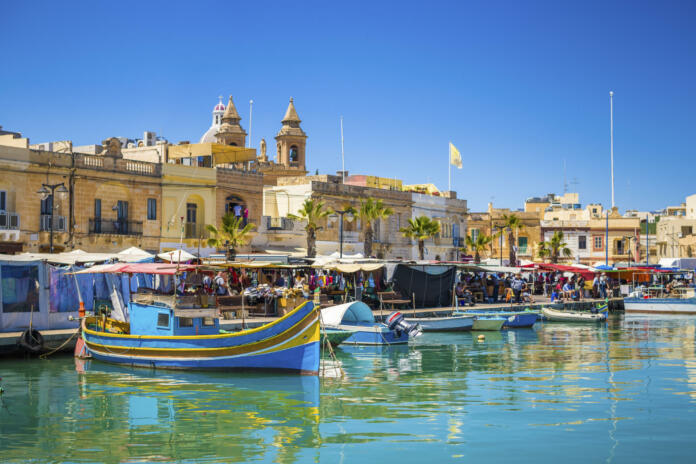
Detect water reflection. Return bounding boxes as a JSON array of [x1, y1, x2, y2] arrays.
[[1, 314, 695, 463]]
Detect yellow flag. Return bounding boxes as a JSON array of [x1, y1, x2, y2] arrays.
[[449, 142, 462, 169]]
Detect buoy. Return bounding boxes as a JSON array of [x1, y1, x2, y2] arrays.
[[477, 334, 485, 342]]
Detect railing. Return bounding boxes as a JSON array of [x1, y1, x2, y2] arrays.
[[0, 212, 20, 230], [185, 222, 206, 239], [40, 215, 66, 232], [124, 160, 156, 175], [89, 218, 143, 236], [266, 217, 295, 230]]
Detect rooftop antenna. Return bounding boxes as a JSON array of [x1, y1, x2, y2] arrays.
[[340, 116, 345, 183], [563, 159, 568, 193]]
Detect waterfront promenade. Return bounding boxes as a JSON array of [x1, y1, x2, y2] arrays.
[[0, 297, 621, 354]]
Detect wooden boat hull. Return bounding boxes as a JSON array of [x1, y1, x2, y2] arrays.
[[82, 302, 320, 375], [404, 315, 474, 332], [461, 311, 537, 328], [472, 318, 505, 331], [624, 297, 696, 314], [321, 328, 355, 347], [541, 307, 607, 323]]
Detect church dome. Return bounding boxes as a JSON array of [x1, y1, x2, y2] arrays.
[[199, 125, 219, 143], [214, 101, 225, 112]]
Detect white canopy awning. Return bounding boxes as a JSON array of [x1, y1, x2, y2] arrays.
[[158, 249, 197, 262]]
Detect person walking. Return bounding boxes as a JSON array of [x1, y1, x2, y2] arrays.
[[511, 273, 526, 304]]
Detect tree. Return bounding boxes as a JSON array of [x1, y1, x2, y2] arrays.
[[538, 231, 573, 263], [206, 214, 256, 259], [357, 197, 393, 257], [466, 233, 493, 264], [400, 215, 441, 260], [500, 213, 525, 267], [287, 198, 332, 258]]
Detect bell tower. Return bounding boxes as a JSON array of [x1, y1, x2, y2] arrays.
[[275, 98, 307, 170], [215, 95, 246, 147]]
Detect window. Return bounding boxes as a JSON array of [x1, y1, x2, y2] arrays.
[[470, 228, 480, 242], [518, 236, 528, 254], [157, 312, 170, 328], [578, 236, 587, 250], [178, 317, 193, 327], [147, 198, 157, 220], [289, 146, 299, 162], [186, 203, 197, 224], [0, 190, 6, 211], [682, 226, 693, 237], [117, 200, 128, 220], [40, 194, 53, 215], [202, 317, 215, 326], [94, 199, 101, 218], [616, 239, 625, 255], [593, 236, 603, 250]]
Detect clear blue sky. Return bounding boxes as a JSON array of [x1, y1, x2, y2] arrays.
[[2, 0, 695, 212]]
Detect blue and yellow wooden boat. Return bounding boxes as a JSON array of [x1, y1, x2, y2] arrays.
[[77, 263, 320, 375]]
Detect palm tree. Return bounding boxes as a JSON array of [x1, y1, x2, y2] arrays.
[[400, 215, 441, 260], [287, 198, 332, 258], [500, 213, 525, 267], [206, 214, 256, 259], [538, 231, 573, 263], [357, 197, 393, 257], [465, 233, 493, 264]]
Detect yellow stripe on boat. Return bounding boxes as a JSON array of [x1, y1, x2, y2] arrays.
[[82, 301, 314, 340], [83, 309, 318, 358]]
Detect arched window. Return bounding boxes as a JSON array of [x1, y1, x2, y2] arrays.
[[289, 145, 298, 163], [230, 142, 238, 147]]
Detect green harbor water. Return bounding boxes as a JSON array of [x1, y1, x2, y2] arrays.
[[2, 314, 696, 463]]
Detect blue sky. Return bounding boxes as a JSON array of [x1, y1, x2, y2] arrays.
[[1, 0, 695, 212]]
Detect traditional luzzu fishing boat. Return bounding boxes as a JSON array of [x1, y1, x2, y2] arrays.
[[320, 302, 420, 345], [541, 305, 607, 323], [75, 263, 320, 375]]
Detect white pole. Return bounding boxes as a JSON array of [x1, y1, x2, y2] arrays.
[[340, 116, 345, 182], [248, 99, 254, 148], [610, 91, 615, 208], [448, 142, 451, 193]]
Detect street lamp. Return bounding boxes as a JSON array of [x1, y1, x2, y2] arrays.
[[37, 182, 68, 253], [329, 209, 354, 258]]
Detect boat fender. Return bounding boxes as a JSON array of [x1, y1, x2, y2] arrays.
[[17, 329, 44, 354], [477, 334, 485, 342], [386, 312, 422, 338]]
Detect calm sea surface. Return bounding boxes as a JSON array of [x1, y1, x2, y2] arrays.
[[1, 314, 696, 463]]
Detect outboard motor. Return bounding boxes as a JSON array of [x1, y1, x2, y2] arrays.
[[387, 312, 422, 338]]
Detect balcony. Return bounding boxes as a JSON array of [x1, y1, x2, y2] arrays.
[[89, 218, 142, 236], [40, 214, 66, 232], [0, 211, 20, 230]]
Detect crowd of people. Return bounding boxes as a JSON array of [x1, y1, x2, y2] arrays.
[[454, 270, 618, 306]]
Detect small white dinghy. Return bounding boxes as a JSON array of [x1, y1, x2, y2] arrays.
[[541, 307, 607, 323]]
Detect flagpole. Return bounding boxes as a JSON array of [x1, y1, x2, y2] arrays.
[[448, 142, 451, 192]]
